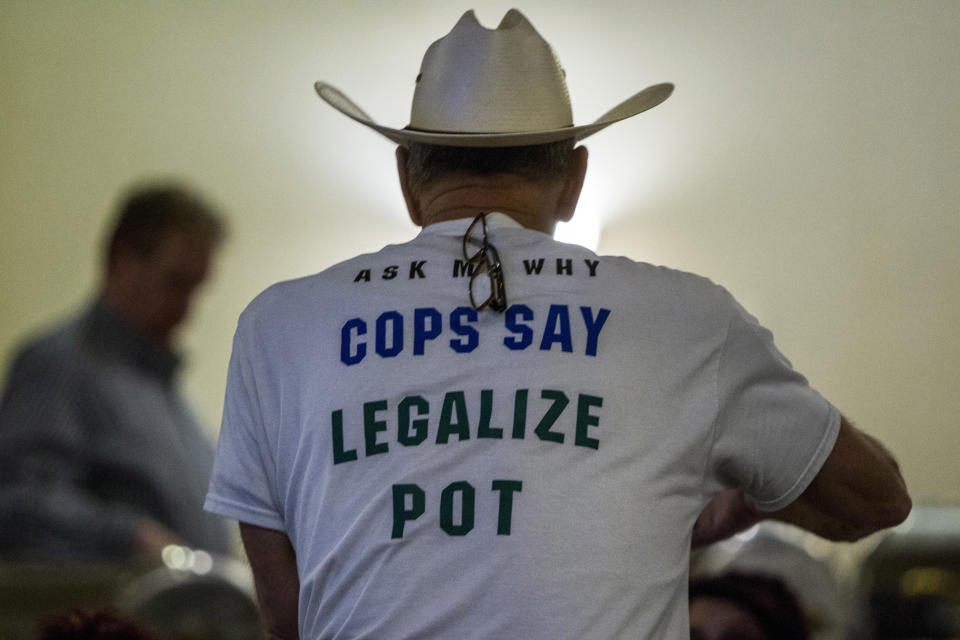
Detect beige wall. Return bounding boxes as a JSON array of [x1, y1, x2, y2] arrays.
[[2, 2, 957, 503]]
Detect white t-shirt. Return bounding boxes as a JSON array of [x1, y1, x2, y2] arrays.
[[205, 213, 839, 639]]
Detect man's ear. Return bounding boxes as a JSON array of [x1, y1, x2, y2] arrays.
[[396, 146, 423, 226], [555, 145, 588, 223]]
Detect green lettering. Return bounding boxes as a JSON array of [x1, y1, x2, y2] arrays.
[[575, 394, 602, 449], [476, 389, 503, 439], [398, 395, 429, 446], [436, 391, 470, 444], [535, 390, 568, 443], [363, 400, 389, 456], [440, 481, 475, 536], [492, 480, 522, 535], [512, 389, 528, 439], [331, 409, 358, 464], [392, 484, 425, 539]]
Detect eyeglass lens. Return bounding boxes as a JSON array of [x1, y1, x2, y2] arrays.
[[462, 213, 507, 312]]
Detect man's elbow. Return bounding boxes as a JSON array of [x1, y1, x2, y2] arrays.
[[875, 485, 912, 530], [842, 486, 913, 542]]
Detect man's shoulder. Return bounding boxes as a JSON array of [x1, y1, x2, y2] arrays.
[[7, 310, 87, 370], [2, 309, 90, 403], [595, 253, 731, 301], [238, 242, 416, 325]]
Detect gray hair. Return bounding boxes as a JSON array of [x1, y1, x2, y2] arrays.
[[405, 140, 576, 194]]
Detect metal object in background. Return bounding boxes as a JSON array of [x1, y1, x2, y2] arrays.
[[856, 506, 960, 639], [0, 546, 262, 640]]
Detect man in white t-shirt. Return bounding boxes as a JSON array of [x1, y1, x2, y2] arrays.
[[205, 10, 910, 638]]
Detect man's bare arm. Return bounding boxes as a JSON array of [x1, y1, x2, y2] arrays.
[[774, 415, 911, 540], [239, 522, 300, 640], [693, 416, 912, 547]]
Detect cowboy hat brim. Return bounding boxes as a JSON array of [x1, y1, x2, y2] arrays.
[[315, 82, 674, 147]]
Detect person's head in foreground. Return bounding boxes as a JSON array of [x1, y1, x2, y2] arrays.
[[689, 571, 809, 640]]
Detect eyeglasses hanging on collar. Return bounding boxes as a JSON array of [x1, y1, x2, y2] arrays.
[[462, 212, 507, 312]]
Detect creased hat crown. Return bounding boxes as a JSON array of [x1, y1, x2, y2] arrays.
[[410, 9, 573, 135]]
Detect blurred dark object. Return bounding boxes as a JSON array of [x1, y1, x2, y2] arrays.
[[0, 549, 261, 640], [689, 570, 809, 640], [691, 522, 848, 639], [114, 551, 260, 640], [38, 609, 157, 640], [0, 562, 136, 639], [856, 505, 960, 639]]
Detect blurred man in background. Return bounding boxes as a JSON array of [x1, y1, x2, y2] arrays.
[[0, 183, 231, 561]]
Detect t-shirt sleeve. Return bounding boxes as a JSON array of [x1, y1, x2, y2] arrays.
[[709, 297, 841, 512], [204, 316, 286, 531]]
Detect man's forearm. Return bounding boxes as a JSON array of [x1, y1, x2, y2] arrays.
[[764, 419, 910, 542]]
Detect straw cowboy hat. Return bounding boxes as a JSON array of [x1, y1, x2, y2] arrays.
[[315, 8, 673, 147]]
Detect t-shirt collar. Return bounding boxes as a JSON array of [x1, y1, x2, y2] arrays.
[[416, 212, 526, 238]]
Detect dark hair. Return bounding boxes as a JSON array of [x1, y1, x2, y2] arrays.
[[405, 140, 576, 194], [689, 571, 809, 640], [105, 183, 225, 264], [38, 609, 158, 640]]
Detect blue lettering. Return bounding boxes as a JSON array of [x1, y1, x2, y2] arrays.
[[413, 307, 442, 356], [341, 318, 367, 365], [450, 306, 479, 353], [376, 311, 403, 358], [580, 307, 611, 357], [504, 304, 534, 351], [540, 304, 573, 352], [341, 304, 609, 362]]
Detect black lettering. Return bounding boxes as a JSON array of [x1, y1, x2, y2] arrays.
[[584, 259, 599, 276], [523, 258, 545, 275], [354, 269, 371, 283], [453, 259, 477, 278], [556, 258, 573, 275], [382, 265, 399, 280], [409, 260, 427, 279]]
